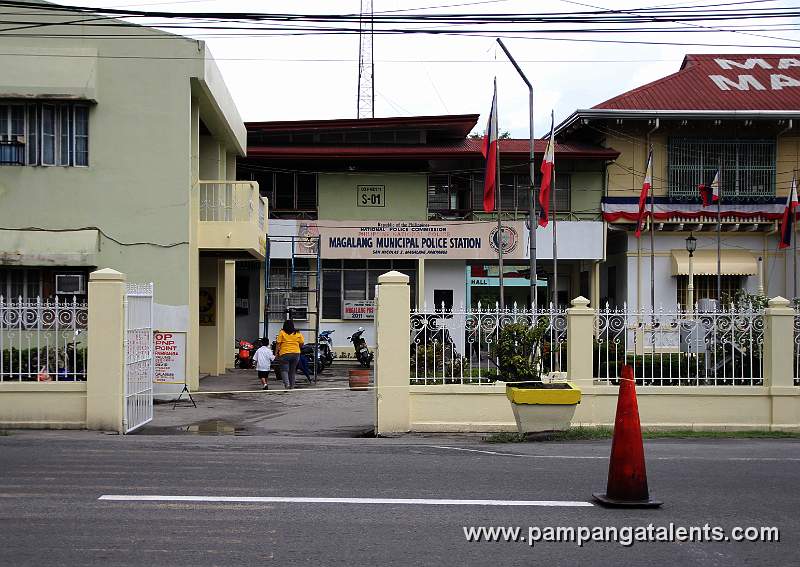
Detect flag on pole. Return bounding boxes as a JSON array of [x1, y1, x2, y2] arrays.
[[538, 111, 555, 227], [699, 171, 720, 207], [481, 80, 498, 213], [779, 174, 798, 249], [634, 150, 653, 238]]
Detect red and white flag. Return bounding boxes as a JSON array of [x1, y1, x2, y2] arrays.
[[634, 150, 653, 238], [481, 79, 498, 213], [699, 171, 720, 207], [538, 111, 555, 227], [779, 173, 798, 249]]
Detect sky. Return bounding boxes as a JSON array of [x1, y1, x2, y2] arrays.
[[54, 0, 800, 137]]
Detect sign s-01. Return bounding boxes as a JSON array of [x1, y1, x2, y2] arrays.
[[357, 185, 385, 207]]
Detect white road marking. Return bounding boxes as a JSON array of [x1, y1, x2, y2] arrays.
[[432, 446, 605, 459], [432, 445, 800, 462], [98, 495, 593, 507]]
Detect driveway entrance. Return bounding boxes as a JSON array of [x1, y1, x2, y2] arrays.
[[139, 364, 374, 437]]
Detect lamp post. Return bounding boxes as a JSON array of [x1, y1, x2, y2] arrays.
[[686, 233, 697, 315]]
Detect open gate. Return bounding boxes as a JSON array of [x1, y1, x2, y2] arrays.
[[124, 282, 154, 433]]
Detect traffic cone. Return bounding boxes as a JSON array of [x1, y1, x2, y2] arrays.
[[593, 364, 662, 508]]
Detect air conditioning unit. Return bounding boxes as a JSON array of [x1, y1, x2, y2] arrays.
[[55, 274, 86, 295], [287, 306, 308, 321]]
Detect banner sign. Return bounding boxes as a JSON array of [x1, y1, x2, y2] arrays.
[[154, 331, 186, 384], [343, 300, 375, 320], [311, 220, 526, 260]]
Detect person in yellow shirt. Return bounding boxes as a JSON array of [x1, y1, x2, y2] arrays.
[[276, 319, 304, 389]]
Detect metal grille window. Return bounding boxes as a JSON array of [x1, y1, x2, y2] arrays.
[[676, 275, 742, 309], [427, 174, 471, 214], [466, 173, 570, 213], [0, 101, 89, 167], [668, 139, 775, 201], [0, 268, 42, 300]]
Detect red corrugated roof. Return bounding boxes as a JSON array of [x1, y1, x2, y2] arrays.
[[247, 138, 619, 160], [246, 114, 480, 138], [594, 54, 800, 111]]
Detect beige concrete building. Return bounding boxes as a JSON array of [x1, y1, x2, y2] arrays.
[[0, 3, 265, 393]]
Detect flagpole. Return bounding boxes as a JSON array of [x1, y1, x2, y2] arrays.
[[649, 146, 655, 314], [552, 153, 558, 307], [794, 170, 798, 300], [496, 38, 536, 309], [496, 83, 504, 310], [717, 167, 722, 304]]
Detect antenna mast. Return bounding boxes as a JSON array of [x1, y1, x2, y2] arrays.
[[357, 0, 374, 118]]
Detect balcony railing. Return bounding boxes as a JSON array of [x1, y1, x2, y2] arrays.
[[197, 180, 266, 259], [199, 181, 260, 223]]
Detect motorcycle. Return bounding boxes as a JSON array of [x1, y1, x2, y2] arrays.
[[301, 343, 324, 376], [349, 327, 374, 368], [318, 329, 336, 368], [235, 338, 256, 369]]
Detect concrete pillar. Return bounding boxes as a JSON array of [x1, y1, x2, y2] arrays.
[[375, 271, 410, 435], [764, 296, 798, 430], [223, 260, 236, 370], [566, 296, 594, 387], [258, 260, 266, 339], [86, 269, 126, 433], [188, 98, 200, 391]]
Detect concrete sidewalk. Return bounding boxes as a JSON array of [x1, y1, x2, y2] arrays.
[[141, 364, 374, 437]]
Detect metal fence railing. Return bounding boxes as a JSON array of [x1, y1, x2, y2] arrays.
[[410, 303, 567, 385], [794, 308, 800, 387], [595, 304, 764, 386], [0, 296, 88, 382]]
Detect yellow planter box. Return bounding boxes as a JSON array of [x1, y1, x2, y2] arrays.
[[505, 382, 582, 433], [506, 382, 582, 405]]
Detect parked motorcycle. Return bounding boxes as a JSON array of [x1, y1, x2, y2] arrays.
[[349, 327, 374, 368], [235, 338, 256, 369], [318, 329, 336, 368]]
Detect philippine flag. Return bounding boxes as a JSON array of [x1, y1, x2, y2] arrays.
[[538, 111, 555, 228], [699, 171, 720, 207], [779, 174, 798, 249], [634, 150, 653, 238], [481, 80, 498, 213]]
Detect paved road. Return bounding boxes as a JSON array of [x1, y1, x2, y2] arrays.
[[0, 433, 797, 566]]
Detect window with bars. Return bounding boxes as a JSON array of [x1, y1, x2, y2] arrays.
[[463, 173, 570, 214], [0, 102, 89, 167], [667, 139, 775, 201], [676, 275, 743, 309], [0, 268, 43, 300], [322, 259, 417, 319]]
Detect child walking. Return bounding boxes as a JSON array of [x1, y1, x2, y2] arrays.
[[253, 339, 275, 390]]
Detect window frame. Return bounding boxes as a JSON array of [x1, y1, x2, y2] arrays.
[[0, 100, 89, 168], [321, 259, 417, 320]]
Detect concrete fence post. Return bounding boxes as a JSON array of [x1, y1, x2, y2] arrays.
[[763, 296, 797, 430], [86, 268, 127, 433], [567, 296, 594, 386], [375, 270, 410, 435]]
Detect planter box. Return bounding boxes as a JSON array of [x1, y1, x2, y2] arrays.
[[506, 382, 582, 433]]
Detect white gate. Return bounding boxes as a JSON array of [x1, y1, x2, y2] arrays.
[[124, 283, 154, 433]]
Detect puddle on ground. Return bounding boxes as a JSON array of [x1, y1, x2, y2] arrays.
[[184, 420, 245, 436]]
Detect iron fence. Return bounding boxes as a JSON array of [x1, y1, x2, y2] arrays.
[[595, 303, 764, 386], [794, 308, 800, 387], [0, 296, 88, 382], [410, 303, 567, 385]]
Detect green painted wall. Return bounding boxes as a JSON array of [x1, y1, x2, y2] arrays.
[[318, 173, 428, 221]]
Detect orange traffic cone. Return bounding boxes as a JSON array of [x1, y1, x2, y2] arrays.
[[593, 364, 662, 508]]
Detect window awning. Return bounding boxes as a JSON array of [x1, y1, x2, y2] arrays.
[[671, 249, 758, 276], [0, 229, 99, 266]]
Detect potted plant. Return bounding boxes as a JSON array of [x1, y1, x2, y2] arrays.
[[492, 321, 581, 433]]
